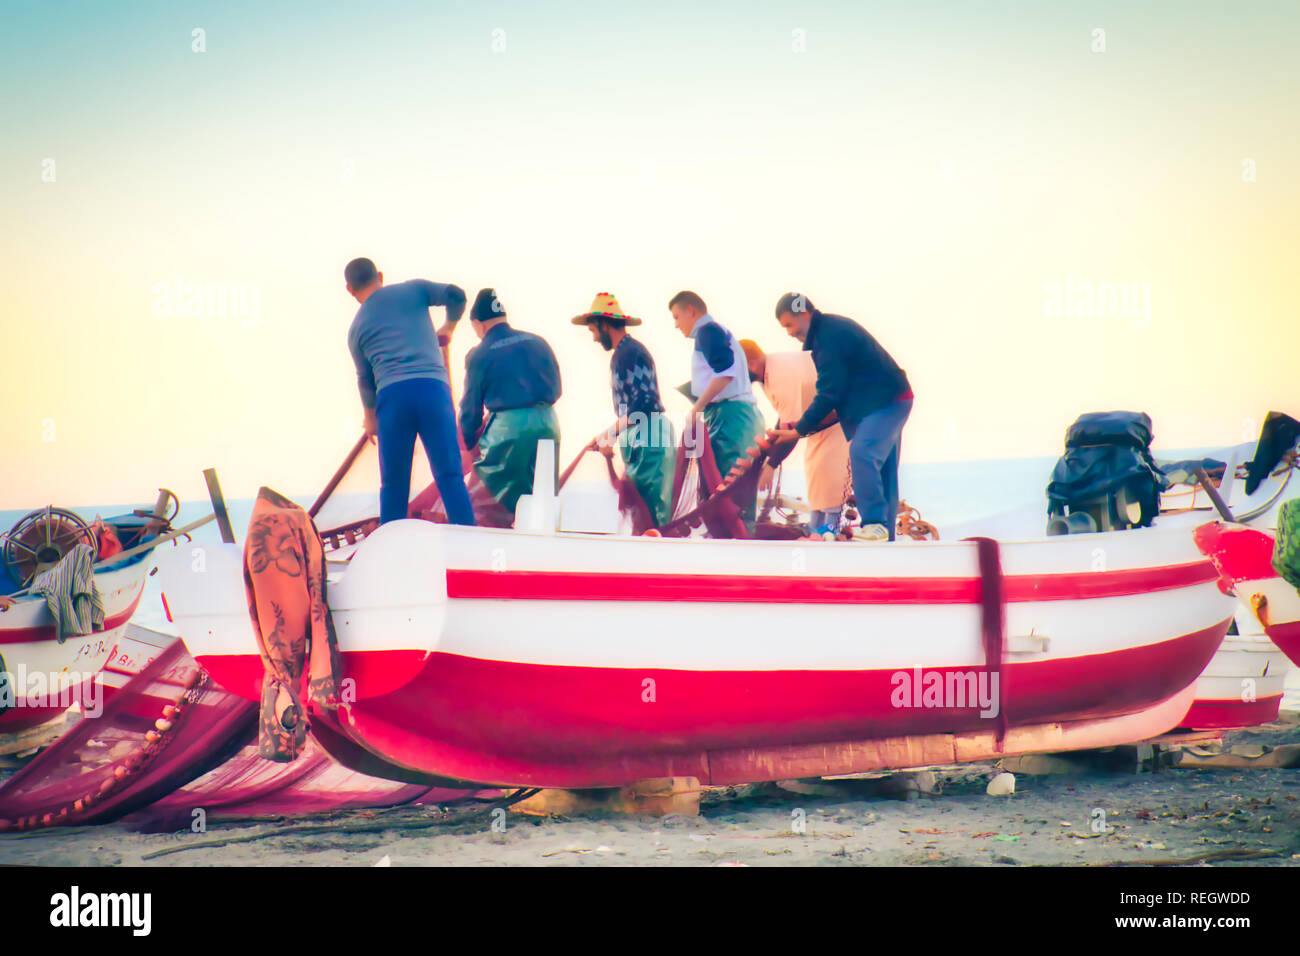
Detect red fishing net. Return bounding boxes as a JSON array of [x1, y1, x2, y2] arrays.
[[0, 641, 255, 831]]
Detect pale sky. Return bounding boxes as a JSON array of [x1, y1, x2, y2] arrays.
[[2, 0, 1296, 508]]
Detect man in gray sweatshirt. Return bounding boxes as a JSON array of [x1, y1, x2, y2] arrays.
[[345, 257, 476, 525]]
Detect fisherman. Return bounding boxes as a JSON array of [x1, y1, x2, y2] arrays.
[[740, 339, 851, 534], [344, 257, 475, 526], [669, 290, 765, 532], [572, 293, 675, 526], [769, 293, 912, 541], [459, 288, 563, 517]]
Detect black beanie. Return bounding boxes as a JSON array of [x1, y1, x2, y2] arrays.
[[471, 288, 505, 323]]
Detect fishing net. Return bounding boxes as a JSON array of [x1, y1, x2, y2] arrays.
[[0, 640, 255, 831], [659, 422, 794, 539], [121, 732, 483, 832], [0, 637, 486, 832]]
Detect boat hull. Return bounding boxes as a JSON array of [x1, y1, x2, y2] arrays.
[[1181, 630, 1290, 729], [0, 558, 150, 732], [160, 520, 1235, 788], [1193, 522, 1300, 669]]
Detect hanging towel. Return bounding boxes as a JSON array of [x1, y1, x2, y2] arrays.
[[243, 487, 343, 761], [29, 543, 104, 643]]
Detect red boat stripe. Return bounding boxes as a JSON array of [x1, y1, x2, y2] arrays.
[[0, 598, 141, 645], [445, 561, 1217, 605]]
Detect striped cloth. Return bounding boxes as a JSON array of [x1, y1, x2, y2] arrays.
[[30, 544, 104, 643]]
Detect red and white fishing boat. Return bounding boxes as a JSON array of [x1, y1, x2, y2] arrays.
[[1194, 522, 1300, 672], [1181, 632, 1291, 729], [158, 510, 1236, 789], [945, 434, 1300, 730], [0, 505, 177, 734]]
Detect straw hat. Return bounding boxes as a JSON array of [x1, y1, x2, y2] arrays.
[[571, 292, 642, 326]]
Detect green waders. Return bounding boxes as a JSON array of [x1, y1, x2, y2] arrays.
[[702, 398, 766, 532], [474, 405, 561, 517], [620, 414, 676, 528]]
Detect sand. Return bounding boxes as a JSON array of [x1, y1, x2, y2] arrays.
[[3, 722, 1300, 868]]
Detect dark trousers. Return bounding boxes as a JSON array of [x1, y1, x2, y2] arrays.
[[376, 378, 475, 526], [848, 398, 912, 541]]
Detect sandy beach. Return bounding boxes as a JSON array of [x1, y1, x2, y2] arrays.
[[4, 720, 1298, 868]]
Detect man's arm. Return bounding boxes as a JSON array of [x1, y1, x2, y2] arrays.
[[690, 376, 732, 418], [794, 341, 846, 437], [689, 324, 739, 417], [415, 280, 467, 344], [348, 329, 379, 436]]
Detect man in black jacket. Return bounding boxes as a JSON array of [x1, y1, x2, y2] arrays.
[[771, 293, 912, 541]]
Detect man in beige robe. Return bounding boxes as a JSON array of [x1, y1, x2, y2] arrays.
[[741, 340, 852, 532]]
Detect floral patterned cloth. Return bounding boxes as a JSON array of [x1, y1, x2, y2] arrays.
[[242, 487, 342, 761]]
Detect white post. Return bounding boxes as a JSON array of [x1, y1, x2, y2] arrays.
[[514, 439, 559, 532]]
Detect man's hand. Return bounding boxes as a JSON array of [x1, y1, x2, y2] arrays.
[[436, 321, 456, 347], [363, 408, 379, 444], [767, 426, 799, 445], [0, 596, 13, 612]]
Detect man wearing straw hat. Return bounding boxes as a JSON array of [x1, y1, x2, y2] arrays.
[[459, 288, 563, 517], [344, 257, 476, 527], [572, 293, 675, 526], [669, 290, 766, 533]]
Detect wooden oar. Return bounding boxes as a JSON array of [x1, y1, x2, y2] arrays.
[[309, 433, 371, 518], [1193, 466, 1235, 522]]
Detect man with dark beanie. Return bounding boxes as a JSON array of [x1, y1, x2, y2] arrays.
[[459, 288, 563, 517], [771, 293, 912, 541], [344, 257, 475, 526]]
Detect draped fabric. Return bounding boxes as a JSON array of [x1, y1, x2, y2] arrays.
[[29, 544, 103, 642], [243, 487, 342, 762]]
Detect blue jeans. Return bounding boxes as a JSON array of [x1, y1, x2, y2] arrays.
[[376, 378, 475, 526], [848, 398, 912, 541]]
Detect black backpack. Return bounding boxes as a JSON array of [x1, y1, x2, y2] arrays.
[[1046, 412, 1169, 534]]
